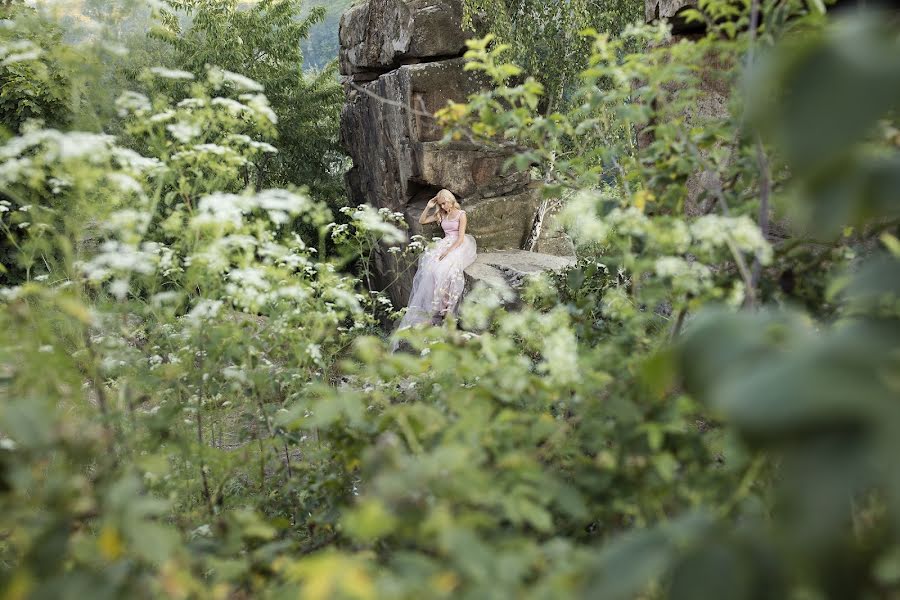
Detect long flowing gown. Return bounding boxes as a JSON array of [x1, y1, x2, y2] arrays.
[[395, 210, 477, 333]]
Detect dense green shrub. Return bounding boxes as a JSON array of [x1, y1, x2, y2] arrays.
[[462, 0, 644, 113], [0, 1, 898, 598], [151, 0, 346, 199]]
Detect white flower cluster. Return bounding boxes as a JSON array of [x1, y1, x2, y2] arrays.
[[654, 256, 713, 295], [148, 66, 195, 81], [225, 267, 272, 310], [104, 209, 152, 239], [559, 190, 612, 243], [226, 134, 278, 154], [538, 317, 579, 385], [690, 215, 773, 264], [185, 299, 223, 326], [167, 121, 202, 143], [208, 67, 265, 93], [111, 147, 166, 174], [105, 173, 145, 197], [460, 283, 514, 330], [0, 129, 116, 164], [80, 238, 167, 300], [239, 94, 278, 124], [605, 206, 649, 237], [192, 189, 310, 229], [341, 204, 407, 245], [0, 40, 41, 66], [601, 286, 635, 321], [115, 91, 152, 118], [0, 129, 163, 188], [560, 192, 771, 267], [648, 219, 691, 254]]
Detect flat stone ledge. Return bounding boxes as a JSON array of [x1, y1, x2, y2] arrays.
[[463, 250, 576, 300]]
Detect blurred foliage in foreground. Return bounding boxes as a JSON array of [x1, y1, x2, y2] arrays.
[[1, 0, 900, 599]]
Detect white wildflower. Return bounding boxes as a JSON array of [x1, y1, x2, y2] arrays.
[[256, 189, 309, 224], [193, 192, 247, 227], [150, 291, 181, 307], [115, 91, 152, 117], [220, 69, 264, 92], [149, 110, 176, 123], [211, 97, 251, 116], [185, 299, 223, 325], [239, 93, 278, 124], [654, 256, 712, 295], [559, 190, 612, 244], [81, 240, 157, 281], [166, 121, 202, 143], [691, 215, 772, 265], [307, 344, 323, 365], [148, 66, 195, 81], [106, 173, 145, 195], [192, 143, 231, 155], [109, 278, 130, 300], [112, 148, 166, 174], [601, 286, 635, 321], [0, 157, 33, 185], [539, 324, 579, 386], [222, 366, 248, 383], [48, 176, 71, 194], [1, 41, 41, 65], [351, 204, 406, 245], [176, 98, 207, 109], [606, 206, 649, 237]]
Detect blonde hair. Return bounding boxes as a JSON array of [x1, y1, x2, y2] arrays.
[[434, 189, 460, 221]]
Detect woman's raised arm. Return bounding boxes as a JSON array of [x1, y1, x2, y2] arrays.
[[419, 198, 439, 224]]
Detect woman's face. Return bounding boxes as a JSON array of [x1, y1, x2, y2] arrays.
[[437, 196, 452, 211]]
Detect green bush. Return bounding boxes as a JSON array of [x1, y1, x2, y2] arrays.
[[0, 1, 898, 598], [151, 0, 346, 200]]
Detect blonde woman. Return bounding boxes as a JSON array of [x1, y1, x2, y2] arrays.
[[395, 189, 477, 333]]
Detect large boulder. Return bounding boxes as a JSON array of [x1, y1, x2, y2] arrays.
[[414, 141, 531, 199], [340, 0, 467, 79], [645, 0, 694, 22], [340, 58, 488, 216]]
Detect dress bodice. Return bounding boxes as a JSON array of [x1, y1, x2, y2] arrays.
[[441, 211, 463, 237]]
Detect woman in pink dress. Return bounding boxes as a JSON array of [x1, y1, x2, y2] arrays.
[[395, 189, 477, 334]]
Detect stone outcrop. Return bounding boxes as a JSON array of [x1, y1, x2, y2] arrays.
[[463, 250, 577, 301], [339, 0, 573, 307], [339, 0, 467, 81], [645, 0, 698, 25]]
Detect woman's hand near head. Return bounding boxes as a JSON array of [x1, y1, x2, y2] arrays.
[[419, 197, 438, 224]]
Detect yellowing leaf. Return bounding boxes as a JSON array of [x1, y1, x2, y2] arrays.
[[431, 571, 459, 593], [283, 553, 374, 600], [2, 570, 32, 600], [98, 525, 124, 561], [880, 233, 900, 258], [633, 189, 655, 212], [343, 499, 396, 542]]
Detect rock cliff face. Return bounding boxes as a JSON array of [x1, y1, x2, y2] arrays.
[[339, 0, 571, 306]]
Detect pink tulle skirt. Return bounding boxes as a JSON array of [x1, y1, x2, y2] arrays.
[[396, 233, 477, 332]]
